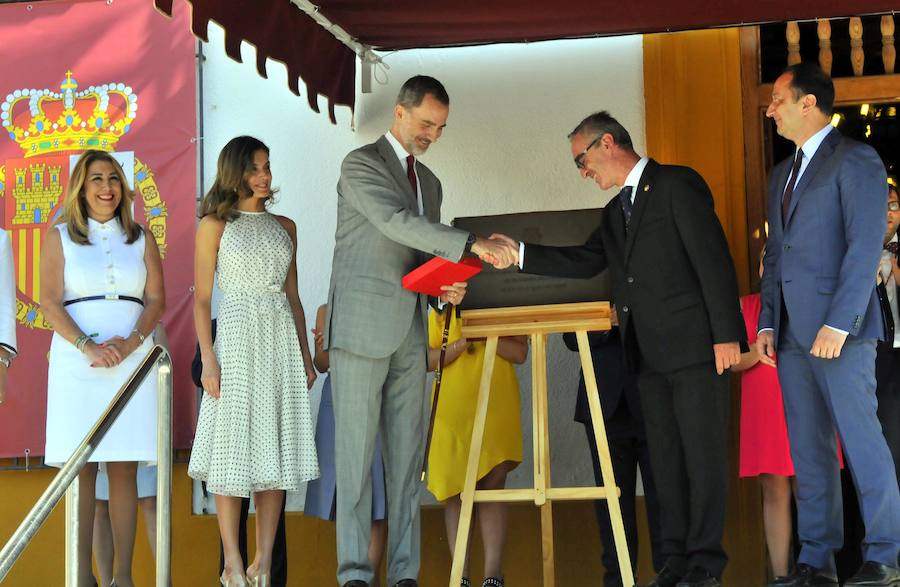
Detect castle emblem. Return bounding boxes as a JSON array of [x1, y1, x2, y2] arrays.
[[0, 71, 167, 329]]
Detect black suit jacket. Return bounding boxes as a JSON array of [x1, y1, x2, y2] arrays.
[[524, 160, 745, 374]]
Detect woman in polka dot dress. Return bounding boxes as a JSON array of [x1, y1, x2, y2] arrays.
[[189, 136, 319, 587]]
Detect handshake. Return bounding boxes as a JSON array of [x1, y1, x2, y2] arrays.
[[470, 233, 520, 270]]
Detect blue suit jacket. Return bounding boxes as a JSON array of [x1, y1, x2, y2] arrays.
[[759, 128, 888, 347]]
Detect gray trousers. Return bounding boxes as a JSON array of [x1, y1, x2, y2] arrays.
[[330, 315, 426, 585]]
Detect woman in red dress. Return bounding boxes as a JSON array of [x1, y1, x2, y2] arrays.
[[733, 246, 795, 580]]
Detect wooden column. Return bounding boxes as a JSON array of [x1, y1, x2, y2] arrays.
[[818, 19, 833, 74], [851, 17, 865, 76], [644, 27, 765, 587], [787, 22, 801, 65], [883, 15, 896, 74]]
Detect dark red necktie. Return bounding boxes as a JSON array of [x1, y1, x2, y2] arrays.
[[886, 241, 899, 256], [782, 148, 804, 223], [406, 154, 417, 194]]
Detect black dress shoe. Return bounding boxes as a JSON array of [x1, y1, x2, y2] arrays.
[[393, 581, 418, 587], [843, 561, 900, 586], [767, 563, 838, 586], [676, 567, 720, 586], [343, 582, 368, 587], [644, 566, 684, 587]]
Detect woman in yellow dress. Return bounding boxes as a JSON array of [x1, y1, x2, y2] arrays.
[[427, 308, 528, 587]]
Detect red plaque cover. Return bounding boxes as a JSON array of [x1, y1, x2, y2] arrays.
[[402, 256, 483, 297]]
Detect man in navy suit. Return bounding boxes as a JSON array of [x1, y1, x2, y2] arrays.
[[756, 62, 900, 587]]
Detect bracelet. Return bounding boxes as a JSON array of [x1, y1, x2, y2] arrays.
[[74, 334, 90, 353], [131, 329, 145, 344]]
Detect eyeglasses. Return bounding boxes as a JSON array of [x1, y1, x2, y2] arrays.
[[889, 201, 900, 212], [574, 135, 603, 170]]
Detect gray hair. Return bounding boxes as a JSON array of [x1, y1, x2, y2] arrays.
[[396, 75, 450, 109], [568, 111, 634, 150]]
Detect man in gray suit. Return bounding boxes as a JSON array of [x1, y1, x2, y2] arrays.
[[324, 75, 511, 587]]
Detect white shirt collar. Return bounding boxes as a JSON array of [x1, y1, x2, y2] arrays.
[[623, 157, 650, 191], [87, 216, 122, 233], [798, 124, 833, 162], [384, 132, 413, 170]]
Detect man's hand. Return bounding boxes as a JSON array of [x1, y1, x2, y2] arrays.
[[440, 281, 468, 306], [311, 327, 325, 349], [471, 234, 518, 269], [810, 326, 847, 359], [713, 341, 741, 375], [610, 305, 619, 327], [755, 330, 777, 367]]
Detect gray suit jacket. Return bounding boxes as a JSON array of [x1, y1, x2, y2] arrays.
[[324, 135, 469, 359]]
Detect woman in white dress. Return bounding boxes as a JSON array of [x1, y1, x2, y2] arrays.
[[40, 150, 166, 587], [188, 136, 318, 587]]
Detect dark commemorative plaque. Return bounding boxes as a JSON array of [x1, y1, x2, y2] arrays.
[[453, 208, 610, 310]]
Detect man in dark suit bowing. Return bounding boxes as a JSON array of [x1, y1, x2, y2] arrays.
[[491, 111, 745, 587], [756, 63, 900, 587]]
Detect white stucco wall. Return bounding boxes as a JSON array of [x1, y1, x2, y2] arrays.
[[199, 23, 645, 509]]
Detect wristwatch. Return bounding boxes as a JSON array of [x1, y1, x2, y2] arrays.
[[463, 232, 477, 254], [0, 355, 10, 368]]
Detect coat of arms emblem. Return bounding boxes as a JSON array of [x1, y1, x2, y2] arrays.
[[0, 71, 167, 329]]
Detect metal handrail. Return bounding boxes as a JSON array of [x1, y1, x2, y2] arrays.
[[0, 344, 173, 586]]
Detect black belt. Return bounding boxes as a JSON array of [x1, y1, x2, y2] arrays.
[[63, 295, 144, 307]]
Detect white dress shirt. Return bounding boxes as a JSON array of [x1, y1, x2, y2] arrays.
[[384, 132, 424, 216], [788, 124, 833, 189], [880, 234, 900, 348]]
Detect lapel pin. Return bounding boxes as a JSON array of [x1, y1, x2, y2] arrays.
[[643, 184, 650, 192]]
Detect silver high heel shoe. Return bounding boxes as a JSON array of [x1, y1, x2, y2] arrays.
[[246, 571, 270, 587], [220, 570, 249, 587]]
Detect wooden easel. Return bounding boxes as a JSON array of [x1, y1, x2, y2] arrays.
[[448, 302, 633, 587]]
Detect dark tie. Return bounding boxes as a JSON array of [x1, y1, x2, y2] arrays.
[[619, 186, 634, 226], [782, 148, 804, 223], [406, 154, 417, 194], [886, 241, 899, 256]]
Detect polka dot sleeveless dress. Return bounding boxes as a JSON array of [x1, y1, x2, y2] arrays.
[[189, 211, 319, 496]]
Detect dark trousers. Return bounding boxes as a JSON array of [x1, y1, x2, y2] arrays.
[[583, 401, 664, 587], [218, 496, 288, 586], [875, 344, 900, 486], [637, 362, 731, 578]]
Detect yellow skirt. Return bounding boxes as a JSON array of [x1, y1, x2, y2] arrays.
[[426, 310, 523, 502]]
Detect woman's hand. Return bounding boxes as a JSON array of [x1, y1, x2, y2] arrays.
[[201, 355, 222, 399], [85, 340, 123, 368], [305, 363, 317, 390], [98, 334, 142, 364]]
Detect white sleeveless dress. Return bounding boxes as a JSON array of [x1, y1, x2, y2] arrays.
[[44, 218, 158, 465], [188, 211, 318, 497]]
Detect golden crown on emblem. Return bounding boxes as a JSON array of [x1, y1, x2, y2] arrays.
[[0, 70, 137, 158]]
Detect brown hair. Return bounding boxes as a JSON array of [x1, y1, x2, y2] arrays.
[[198, 136, 277, 221], [57, 150, 142, 245]]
